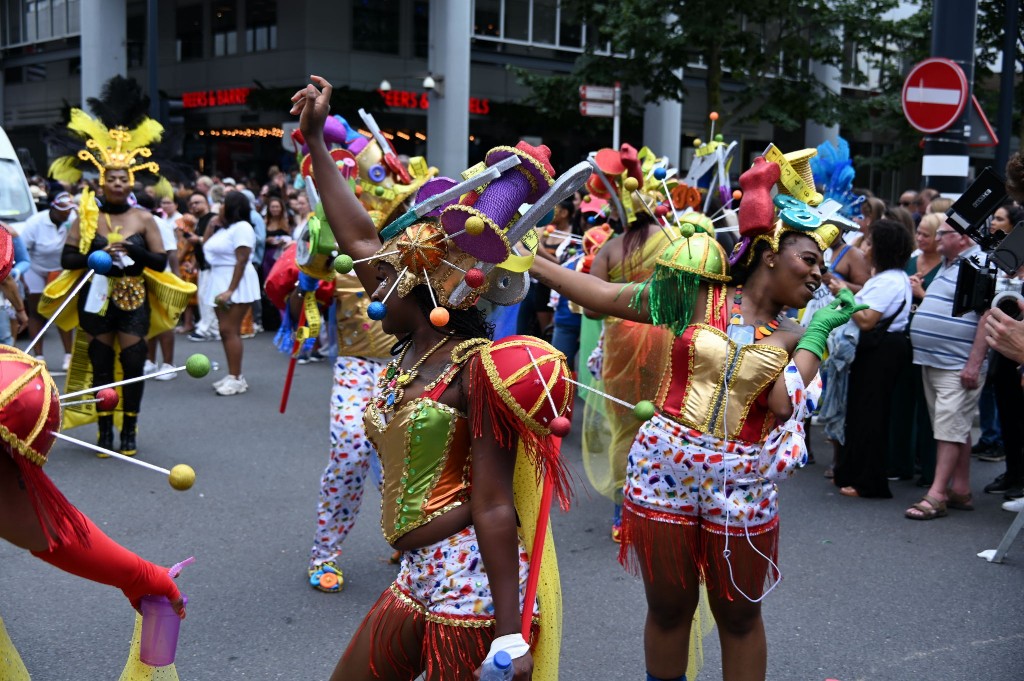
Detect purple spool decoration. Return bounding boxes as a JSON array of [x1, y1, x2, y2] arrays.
[[441, 147, 552, 263]]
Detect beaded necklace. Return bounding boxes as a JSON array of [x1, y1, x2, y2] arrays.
[[729, 285, 784, 340], [375, 337, 451, 414]]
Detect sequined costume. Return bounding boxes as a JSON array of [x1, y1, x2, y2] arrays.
[[342, 337, 567, 681], [619, 285, 821, 600]]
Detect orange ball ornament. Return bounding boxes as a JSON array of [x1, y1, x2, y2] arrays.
[[709, 111, 719, 121], [732, 189, 743, 200], [429, 307, 450, 327]]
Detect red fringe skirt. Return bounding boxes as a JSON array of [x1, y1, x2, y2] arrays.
[[618, 499, 780, 602]]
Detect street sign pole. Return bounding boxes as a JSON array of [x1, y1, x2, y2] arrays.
[[612, 82, 621, 150], [921, 0, 978, 197]]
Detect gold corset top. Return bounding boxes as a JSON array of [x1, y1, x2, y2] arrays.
[[657, 323, 790, 442], [364, 396, 472, 544]]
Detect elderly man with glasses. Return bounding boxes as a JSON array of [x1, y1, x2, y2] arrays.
[[905, 224, 990, 520]]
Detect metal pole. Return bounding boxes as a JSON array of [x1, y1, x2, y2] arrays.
[[921, 0, 978, 198], [147, 0, 159, 120], [995, 0, 1019, 173], [612, 81, 621, 149]]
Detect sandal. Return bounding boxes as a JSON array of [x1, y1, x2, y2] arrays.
[[946, 490, 975, 511], [308, 561, 343, 593], [823, 466, 834, 480], [839, 486, 860, 498], [905, 494, 947, 520]]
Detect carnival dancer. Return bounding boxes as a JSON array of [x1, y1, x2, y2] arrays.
[[579, 145, 677, 542], [267, 244, 398, 592], [0, 230, 186, 678], [41, 77, 194, 456], [529, 150, 865, 681], [294, 75, 577, 681], [274, 112, 432, 592]]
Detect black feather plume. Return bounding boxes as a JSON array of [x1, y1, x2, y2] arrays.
[[86, 75, 151, 129]]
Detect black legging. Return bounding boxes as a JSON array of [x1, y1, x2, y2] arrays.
[[993, 352, 1024, 485]]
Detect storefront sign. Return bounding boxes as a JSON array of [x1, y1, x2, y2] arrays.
[[182, 88, 252, 109], [378, 89, 490, 115]]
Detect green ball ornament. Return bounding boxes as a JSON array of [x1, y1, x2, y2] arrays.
[[633, 400, 656, 421], [680, 224, 696, 238], [333, 254, 354, 274], [185, 354, 211, 378], [714, 134, 724, 143]]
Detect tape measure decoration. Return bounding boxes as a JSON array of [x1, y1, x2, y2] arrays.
[[763, 145, 823, 206]]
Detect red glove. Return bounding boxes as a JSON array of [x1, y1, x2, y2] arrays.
[[31, 512, 183, 615]]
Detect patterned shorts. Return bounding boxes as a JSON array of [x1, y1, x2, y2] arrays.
[[391, 525, 539, 625], [625, 418, 779, 528]]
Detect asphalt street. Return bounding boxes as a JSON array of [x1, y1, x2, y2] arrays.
[[2, 330, 1022, 680]]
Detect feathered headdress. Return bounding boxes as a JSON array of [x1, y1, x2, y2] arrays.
[[809, 136, 865, 220], [47, 76, 166, 186]]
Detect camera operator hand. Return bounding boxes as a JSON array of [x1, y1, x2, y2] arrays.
[[985, 300, 1024, 365]]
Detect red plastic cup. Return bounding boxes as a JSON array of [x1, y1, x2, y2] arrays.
[[139, 594, 185, 666]]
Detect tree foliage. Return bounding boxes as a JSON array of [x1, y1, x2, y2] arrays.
[[513, 0, 930, 141]]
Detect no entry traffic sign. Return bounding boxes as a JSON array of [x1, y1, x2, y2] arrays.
[[902, 57, 969, 134]]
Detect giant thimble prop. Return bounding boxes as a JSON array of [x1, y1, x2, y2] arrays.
[[441, 142, 555, 263]]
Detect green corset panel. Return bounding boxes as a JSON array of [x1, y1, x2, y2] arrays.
[[365, 397, 472, 544]]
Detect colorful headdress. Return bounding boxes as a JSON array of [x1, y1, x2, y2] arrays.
[[47, 76, 166, 187], [810, 136, 865, 222], [326, 140, 593, 327], [730, 146, 841, 269]]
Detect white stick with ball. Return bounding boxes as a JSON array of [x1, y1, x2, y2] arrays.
[[52, 431, 196, 490], [60, 354, 211, 401]]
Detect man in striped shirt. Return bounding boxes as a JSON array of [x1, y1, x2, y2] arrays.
[[906, 226, 989, 520]]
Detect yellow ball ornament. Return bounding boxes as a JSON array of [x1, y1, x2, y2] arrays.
[[623, 177, 639, 192], [168, 464, 196, 491], [465, 216, 486, 236]]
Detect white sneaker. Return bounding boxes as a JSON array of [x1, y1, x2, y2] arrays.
[[144, 359, 158, 375], [215, 375, 248, 396], [212, 375, 228, 389], [62, 353, 72, 371], [34, 354, 46, 366], [154, 362, 178, 381], [1002, 497, 1024, 513]]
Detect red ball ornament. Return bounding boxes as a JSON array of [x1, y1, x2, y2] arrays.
[[429, 306, 450, 327], [654, 204, 670, 218], [96, 388, 120, 412], [549, 416, 572, 438], [464, 267, 486, 289]]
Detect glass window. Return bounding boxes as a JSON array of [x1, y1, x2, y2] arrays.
[[176, 4, 203, 61], [532, 0, 556, 45], [0, 160, 36, 223], [474, 0, 499, 37], [127, 11, 144, 68], [558, 3, 582, 49], [245, 0, 276, 52], [504, 0, 529, 41], [25, 0, 37, 42], [67, 0, 78, 32], [36, 0, 50, 41], [52, 0, 65, 36], [352, 0, 399, 54], [212, 1, 237, 57], [413, 0, 428, 58], [3, 0, 24, 46]]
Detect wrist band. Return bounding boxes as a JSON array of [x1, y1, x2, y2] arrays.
[[484, 633, 530, 662]]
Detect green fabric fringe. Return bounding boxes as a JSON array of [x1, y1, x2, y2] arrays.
[[631, 267, 701, 335]]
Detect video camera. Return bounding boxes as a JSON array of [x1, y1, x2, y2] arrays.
[[947, 167, 1024, 318]]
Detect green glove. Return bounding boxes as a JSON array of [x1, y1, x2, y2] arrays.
[[795, 288, 870, 359]]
